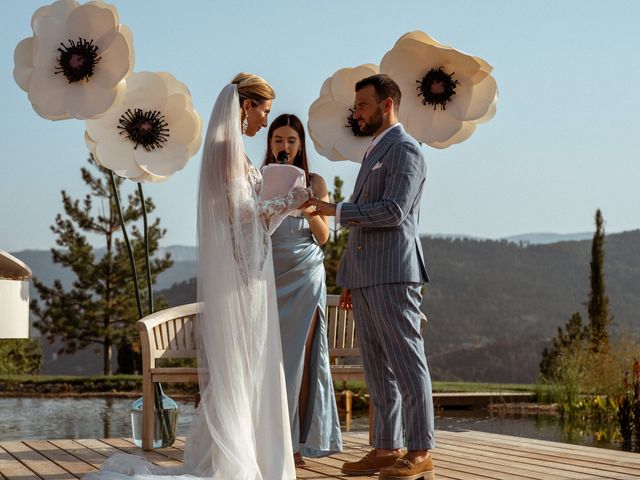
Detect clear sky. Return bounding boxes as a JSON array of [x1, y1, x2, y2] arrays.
[[2, 0, 639, 251]]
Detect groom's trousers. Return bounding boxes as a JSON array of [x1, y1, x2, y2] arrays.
[[351, 282, 435, 450]]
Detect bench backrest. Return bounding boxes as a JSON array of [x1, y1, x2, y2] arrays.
[[325, 294, 360, 362], [138, 297, 359, 368], [136, 303, 201, 367]]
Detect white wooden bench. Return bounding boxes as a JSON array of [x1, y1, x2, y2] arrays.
[[136, 303, 202, 450]]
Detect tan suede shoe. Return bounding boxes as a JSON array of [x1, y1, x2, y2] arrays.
[[379, 453, 435, 480], [341, 449, 403, 475]]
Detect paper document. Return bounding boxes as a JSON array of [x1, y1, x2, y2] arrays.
[[260, 163, 306, 235]]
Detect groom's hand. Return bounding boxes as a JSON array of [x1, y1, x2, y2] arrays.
[[305, 198, 337, 217], [339, 288, 352, 311]]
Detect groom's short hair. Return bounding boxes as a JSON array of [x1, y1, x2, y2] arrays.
[[355, 74, 401, 113]]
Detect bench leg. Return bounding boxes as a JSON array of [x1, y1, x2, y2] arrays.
[[142, 376, 154, 450], [344, 390, 352, 431]]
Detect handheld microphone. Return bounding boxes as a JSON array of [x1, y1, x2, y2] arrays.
[[276, 151, 289, 165]]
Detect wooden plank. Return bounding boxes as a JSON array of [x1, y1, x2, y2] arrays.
[[446, 430, 640, 462], [48, 440, 108, 468], [22, 441, 96, 478], [436, 434, 640, 478], [431, 442, 609, 480], [0, 444, 41, 480], [437, 430, 640, 475], [97, 438, 181, 468], [0, 442, 74, 480], [431, 451, 545, 480], [118, 439, 183, 463]]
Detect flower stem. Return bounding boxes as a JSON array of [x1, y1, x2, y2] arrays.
[[108, 171, 143, 319], [137, 182, 172, 446], [137, 183, 154, 315]]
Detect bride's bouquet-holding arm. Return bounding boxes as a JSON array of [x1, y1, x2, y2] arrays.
[[259, 164, 308, 234], [225, 165, 308, 229]]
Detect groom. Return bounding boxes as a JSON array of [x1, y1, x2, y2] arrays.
[[307, 74, 434, 479]]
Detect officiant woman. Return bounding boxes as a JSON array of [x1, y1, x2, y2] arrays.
[[262, 113, 342, 466]]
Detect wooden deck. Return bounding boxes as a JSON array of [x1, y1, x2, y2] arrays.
[[1, 431, 639, 480]]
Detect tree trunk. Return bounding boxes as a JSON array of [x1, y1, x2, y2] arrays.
[[103, 339, 112, 375]]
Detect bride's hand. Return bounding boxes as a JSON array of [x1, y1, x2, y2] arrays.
[[288, 186, 310, 209]]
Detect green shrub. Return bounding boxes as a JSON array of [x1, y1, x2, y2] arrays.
[[0, 339, 43, 375]]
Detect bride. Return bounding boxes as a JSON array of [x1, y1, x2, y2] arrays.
[[86, 73, 309, 480], [185, 74, 308, 479]]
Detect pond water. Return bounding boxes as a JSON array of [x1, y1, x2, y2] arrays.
[[0, 397, 622, 451]]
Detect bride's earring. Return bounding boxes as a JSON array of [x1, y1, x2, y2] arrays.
[[242, 111, 249, 134]]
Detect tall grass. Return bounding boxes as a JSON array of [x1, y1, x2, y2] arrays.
[[540, 333, 640, 450]]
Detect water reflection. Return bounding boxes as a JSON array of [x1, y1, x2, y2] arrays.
[[344, 408, 622, 451], [0, 397, 196, 441], [0, 397, 624, 451]]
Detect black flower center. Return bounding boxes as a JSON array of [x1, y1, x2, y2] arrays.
[[118, 109, 170, 151], [345, 108, 368, 137], [55, 38, 101, 83], [416, 67, 459, 110]]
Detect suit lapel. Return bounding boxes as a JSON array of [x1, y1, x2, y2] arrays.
[[351, 126, 403, 202]]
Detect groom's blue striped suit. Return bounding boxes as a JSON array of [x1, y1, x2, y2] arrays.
[[337, 123, 435, 450]]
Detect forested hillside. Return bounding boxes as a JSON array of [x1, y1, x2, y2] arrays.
[[156, 231, 640, 382], [14, 230, 639, 379]]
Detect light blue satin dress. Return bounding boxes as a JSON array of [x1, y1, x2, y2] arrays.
[[271, 209, 342, 458]]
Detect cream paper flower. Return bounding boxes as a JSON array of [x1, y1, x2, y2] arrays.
[[13, 0, 134, 121], [307, 64, 379, 162], [380, 31, 497, 148], [85, 71, 202, 182]]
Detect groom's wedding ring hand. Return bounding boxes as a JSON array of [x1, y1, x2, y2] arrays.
[[306, 198, 337, 217], [339, 288, 353, 311]]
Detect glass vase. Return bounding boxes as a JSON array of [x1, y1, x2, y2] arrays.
[[131, 384, 178, 448]]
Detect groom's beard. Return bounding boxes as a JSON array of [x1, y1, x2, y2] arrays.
[[359, 106, 384, 136]]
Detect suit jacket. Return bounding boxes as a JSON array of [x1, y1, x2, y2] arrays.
[[336, 124, 429, 289]]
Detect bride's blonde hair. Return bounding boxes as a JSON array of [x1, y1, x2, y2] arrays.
[[231, 72, 275, 106]]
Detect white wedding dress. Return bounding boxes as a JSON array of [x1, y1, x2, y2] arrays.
[[84, 84, 304, 480]]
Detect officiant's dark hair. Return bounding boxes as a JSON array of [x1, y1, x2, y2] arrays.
[[355, 74, 401, 113], [263, 114, 310, 186]]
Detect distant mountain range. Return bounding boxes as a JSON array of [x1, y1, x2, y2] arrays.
[[9, 230, 639, 381], [430, 232, 593, 245]]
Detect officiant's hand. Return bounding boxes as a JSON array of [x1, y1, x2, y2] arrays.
[[305, 198, 337, 217]]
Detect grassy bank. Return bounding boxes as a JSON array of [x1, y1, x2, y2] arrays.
[[338, 380, 536, 394], [0, 375, 535, 397]]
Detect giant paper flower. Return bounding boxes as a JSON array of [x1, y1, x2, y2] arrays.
[[308, 64, 379, 162], [380, 31, 497, 148], [13, 0, 134, 121], [85, 71, 202, 182]]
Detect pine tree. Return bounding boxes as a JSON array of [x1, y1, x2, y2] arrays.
[[539, 312, 590, 378], [588, 209, 612, 352], [31, 157, 172, 375], [322, 176, 349, 294]]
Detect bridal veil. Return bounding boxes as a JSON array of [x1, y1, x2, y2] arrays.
[[184, 83, 295, 479]]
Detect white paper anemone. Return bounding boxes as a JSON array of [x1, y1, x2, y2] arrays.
[[85, 71, 202, 182], [380, 31, 497, 148], [307, 64, 380, 162], [13, 0, 134, 121]]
